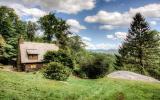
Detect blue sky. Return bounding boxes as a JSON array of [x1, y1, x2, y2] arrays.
[[0, 0, 160, 50]]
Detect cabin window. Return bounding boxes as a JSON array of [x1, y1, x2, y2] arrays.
[[28, 54, 38, 60], [30, 64, 36, 69]]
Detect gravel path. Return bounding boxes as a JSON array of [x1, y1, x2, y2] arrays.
[[108, 71, 160, 83]]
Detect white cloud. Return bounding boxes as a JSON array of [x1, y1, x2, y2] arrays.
[[66, 19, 86, 33], [0, 2, 47, 22], [150, 21, 157, 26], [115, 32, 127, 39], [99, 25, 118, 30], [106, 35, 115, 39], [85, 10, 131, 26], [129, 4, 160, 18], [82, 37, 92, 41], [106, 32, 127, 40], [0, 0, 95, 14], [85, 3, 160, 27]]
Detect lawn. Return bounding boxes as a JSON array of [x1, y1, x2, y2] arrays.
[[0, 69, 160, 100]]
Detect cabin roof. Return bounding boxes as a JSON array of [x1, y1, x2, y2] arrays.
[[20, 42, 59, 63]]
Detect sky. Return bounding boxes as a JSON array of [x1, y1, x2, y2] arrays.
[[0, 0, 160, 50]]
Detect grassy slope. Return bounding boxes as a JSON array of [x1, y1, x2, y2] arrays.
[[0, 69, 160, 100]]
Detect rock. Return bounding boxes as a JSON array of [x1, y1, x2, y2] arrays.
[[108, 71, 160, 83]]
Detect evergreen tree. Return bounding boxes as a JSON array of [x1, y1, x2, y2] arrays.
[[115, 13, 160, 75]]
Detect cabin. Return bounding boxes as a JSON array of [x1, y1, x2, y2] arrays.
[[17, 37, 59, 71]]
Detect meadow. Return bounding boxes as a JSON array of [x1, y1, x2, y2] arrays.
[[0, 69, 160, 100]]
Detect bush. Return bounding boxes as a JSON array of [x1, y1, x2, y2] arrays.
[[44, 50, 74, 69], [73, 68, 87, 78], [43, 62, 71, 81], [147, 66, 160, 80], [80, 53, 110, 79]]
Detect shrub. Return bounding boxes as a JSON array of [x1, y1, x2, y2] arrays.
[[73, 68, 87, 78], [44, 50, 74, 69], [147, 66, 160, 80], [43, 62, 71, 81], [80, 53, 110, 79]]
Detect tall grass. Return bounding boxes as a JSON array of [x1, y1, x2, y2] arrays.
[[0, 69, 160, 100]]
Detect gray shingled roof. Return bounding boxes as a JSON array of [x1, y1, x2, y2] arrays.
[[20, 42, 59, 63]]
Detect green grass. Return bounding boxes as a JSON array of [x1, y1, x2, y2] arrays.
[[0, 69, 160, 100]]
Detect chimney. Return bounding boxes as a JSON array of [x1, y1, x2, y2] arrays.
[[17, 35, 24, 71], [18, 35, 24, 44]]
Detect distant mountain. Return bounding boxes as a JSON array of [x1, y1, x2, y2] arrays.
[[89, 49, 118, 54]]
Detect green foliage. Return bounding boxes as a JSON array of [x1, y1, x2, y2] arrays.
[[44, 50, 74, 69], [0, 35, 5, 62], [33, 36, 44, 42], [27, 21, 38, 41], [0, 6, 18, 40], [74, 50, 94, 67], [79, 53, 110, 79], [67, 35, 85, 53], [0, 35, 16, 64], [0, 44, 15, 63], [43, 62, 71, 81], [0, 6, 27, 63], [39, 13, 70, 48], [0, 6, 27, 40], [67, 35, 86, 64], [116, 13, 160, 79]]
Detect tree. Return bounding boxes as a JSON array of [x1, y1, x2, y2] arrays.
[[115, 13, 160, 75], [27, 21, 38, 41], [0, 35, 5, 46], [68, 35, 85, 52], [0, 6, 18, 40], [80, 53, 109, 79], [0, 35, 5, 61], [67, 35, 86, 63], [44, 50, 74, 69], [39, 13, 70, 47], [0, 6, 27, 63], [0, 35, 15, 64]]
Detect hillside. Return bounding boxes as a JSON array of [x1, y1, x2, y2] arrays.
[[0, 69, 160, 100], [90, 49, 118, 54]]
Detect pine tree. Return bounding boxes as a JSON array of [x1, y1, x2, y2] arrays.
[[115, 13, 160, 75]]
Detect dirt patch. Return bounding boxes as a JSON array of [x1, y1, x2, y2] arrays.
[[108, 71, 159, 83], [0, 65, 15, 72]]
